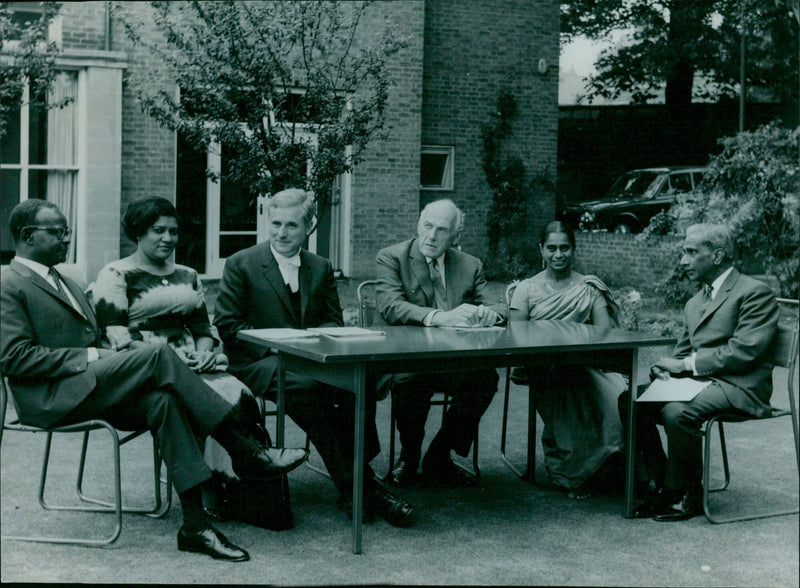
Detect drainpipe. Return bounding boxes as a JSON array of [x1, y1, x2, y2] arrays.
[[104, 0, 111, 51]]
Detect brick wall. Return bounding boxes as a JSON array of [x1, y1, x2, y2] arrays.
[[420, 0, 559, 259], [59, 1, 106, 51], [348, 1, 427, 276], [110, 2, 178, 257], [573, 232, 682, 291]]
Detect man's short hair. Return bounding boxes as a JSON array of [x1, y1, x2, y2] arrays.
[[122, 197, 179, 241], [686, 223, 735, 261], [420, 199, 464, 233], [9, 199, 59, 243], [269, 189, 316, 228]]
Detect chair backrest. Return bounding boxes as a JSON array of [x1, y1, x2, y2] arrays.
[[505, 281, 519, 316], [770, 299, 799, 369], [357, 280, 379, 328]]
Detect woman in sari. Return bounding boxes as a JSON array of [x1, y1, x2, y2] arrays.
[[93, 197, 282, 521], [509, 221, 626, 498]]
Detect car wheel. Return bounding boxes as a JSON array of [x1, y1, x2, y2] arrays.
[[613, 223, 632, 234]]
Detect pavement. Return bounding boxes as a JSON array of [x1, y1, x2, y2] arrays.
[[1, 360, 798, 586]]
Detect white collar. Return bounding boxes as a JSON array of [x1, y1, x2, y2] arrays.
[[424, 253, 446, 268], [14, 256, 53, 281], [709, 267, 733, 299], [270, 244, 301, 267]]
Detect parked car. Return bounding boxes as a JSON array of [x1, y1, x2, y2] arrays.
[[562, 166, 707, 233]]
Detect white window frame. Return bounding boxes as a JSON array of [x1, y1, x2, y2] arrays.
[[420, 145, 454, 191]]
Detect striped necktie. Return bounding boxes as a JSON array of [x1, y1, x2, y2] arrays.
[[428, 259, 447, 310], [48, 267, 83, 317]]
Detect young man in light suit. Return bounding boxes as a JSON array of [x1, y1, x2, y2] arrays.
[[0, 199, 309, 562], [626, 223, 779, 521], [214, 188, 415, 527], [374, 199, 506, 488]]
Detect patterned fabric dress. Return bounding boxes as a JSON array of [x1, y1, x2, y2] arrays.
[[510, 274, 626, 491], [92, 258, 254, 491]]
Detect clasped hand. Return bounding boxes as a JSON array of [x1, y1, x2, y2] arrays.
[[432, 303, 499, 328], [175, 349, 221, 373], [650, 357, 685, 380]]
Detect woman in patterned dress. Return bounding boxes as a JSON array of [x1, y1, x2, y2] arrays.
[[93, 197, 270, 520], [509, 221, 626, 498]]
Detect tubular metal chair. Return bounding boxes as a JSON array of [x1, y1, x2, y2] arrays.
[[356, 280, 480, 479], [0, 373, 171, 546], [499, 281, 537, 480], [701, 298, 800, 523]]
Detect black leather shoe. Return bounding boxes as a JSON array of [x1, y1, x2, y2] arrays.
[[422, 455, 478, 487], [233, 446, 309, 481], [387, 458, 419, 487], [653, 488, 702, 522], [177, 525, 250, 562], [371, 484, 415, 527], [632, 486, 679, 518]]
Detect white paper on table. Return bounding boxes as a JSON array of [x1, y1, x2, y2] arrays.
[[438, 326, 506, 332], [243, 328, 319, 341], [637, 376, 711, 402], [308, 327, 386, 338]]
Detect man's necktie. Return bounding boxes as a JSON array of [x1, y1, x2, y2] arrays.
[[701, 283, 713, 311], [428, 259, 448, 310], [48, 267, 71, 302], [48, 267, 83, 316]]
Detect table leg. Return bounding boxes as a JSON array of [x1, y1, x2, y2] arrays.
[[276, 355, 286, 448], [351, 363, 366, 554], [624, 348, 639, 518], [522, 382, 536, 483]]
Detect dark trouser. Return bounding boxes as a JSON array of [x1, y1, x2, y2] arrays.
[[60, 344, 234, 494], [619, 381, 738, 491], [382, 369, 498, 464], [231, 356, 381, 497]]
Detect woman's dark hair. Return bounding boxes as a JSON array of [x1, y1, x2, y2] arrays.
[[122, 197, 179, 241], [539, 220, 576, 249]]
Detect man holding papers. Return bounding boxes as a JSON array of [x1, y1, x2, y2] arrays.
[[214, 189, 415, 527], [375, 199, 506, 488], [626, 224, 778, 521]]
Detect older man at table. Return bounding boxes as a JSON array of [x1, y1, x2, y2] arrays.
[[214, 188, 414, 526], [625, 223, 779, 521], [375, 199, 506, 488]]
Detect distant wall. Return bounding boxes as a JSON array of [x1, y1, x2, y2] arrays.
[[574, 232, 682, 291]]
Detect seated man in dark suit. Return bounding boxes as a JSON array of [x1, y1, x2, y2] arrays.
[[375, 199, 506, 488], [622, 223, 779, 521], [0, 200, 309, 562], [213, 188, 415, 526]]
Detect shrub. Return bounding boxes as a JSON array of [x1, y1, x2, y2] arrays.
[[644, 122, 799, 298]]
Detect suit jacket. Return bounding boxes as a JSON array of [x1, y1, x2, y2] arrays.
[[213, 242, 343, 381], [672, 267, 779, 417], [0, 260, 101, 427], [374, 238, 506, 326]]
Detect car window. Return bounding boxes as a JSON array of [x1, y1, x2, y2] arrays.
[[692, 171, 704, 188], [668, 173, 692, 193], [606, 171, 661, 199]]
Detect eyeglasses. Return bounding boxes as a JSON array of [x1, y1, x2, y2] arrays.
[[22, 226, 72, 239]]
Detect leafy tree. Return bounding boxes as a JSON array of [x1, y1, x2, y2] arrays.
[[482, 89, 555, 280], [120, 0, 406, 225], [561, 0, 799, 118], [0, 2, 65, 140]]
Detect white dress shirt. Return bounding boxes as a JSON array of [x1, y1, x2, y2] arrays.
[[422, 253, 447, 326], [270, 244, 301, 293]]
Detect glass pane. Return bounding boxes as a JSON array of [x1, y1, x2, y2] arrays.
[[176, 133, 208, 273], [669, 173, 692, 193], [28, 98, 47, 165], [1, 170, 21, 263], [219, 234, 256, 259], [28, 169, 47, 199], [220, 147, 257, 232], [0, 105, 22, 164], [420, 153, 448, 186]]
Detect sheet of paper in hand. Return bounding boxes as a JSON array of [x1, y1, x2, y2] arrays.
[[637, 376, 710, 402]]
